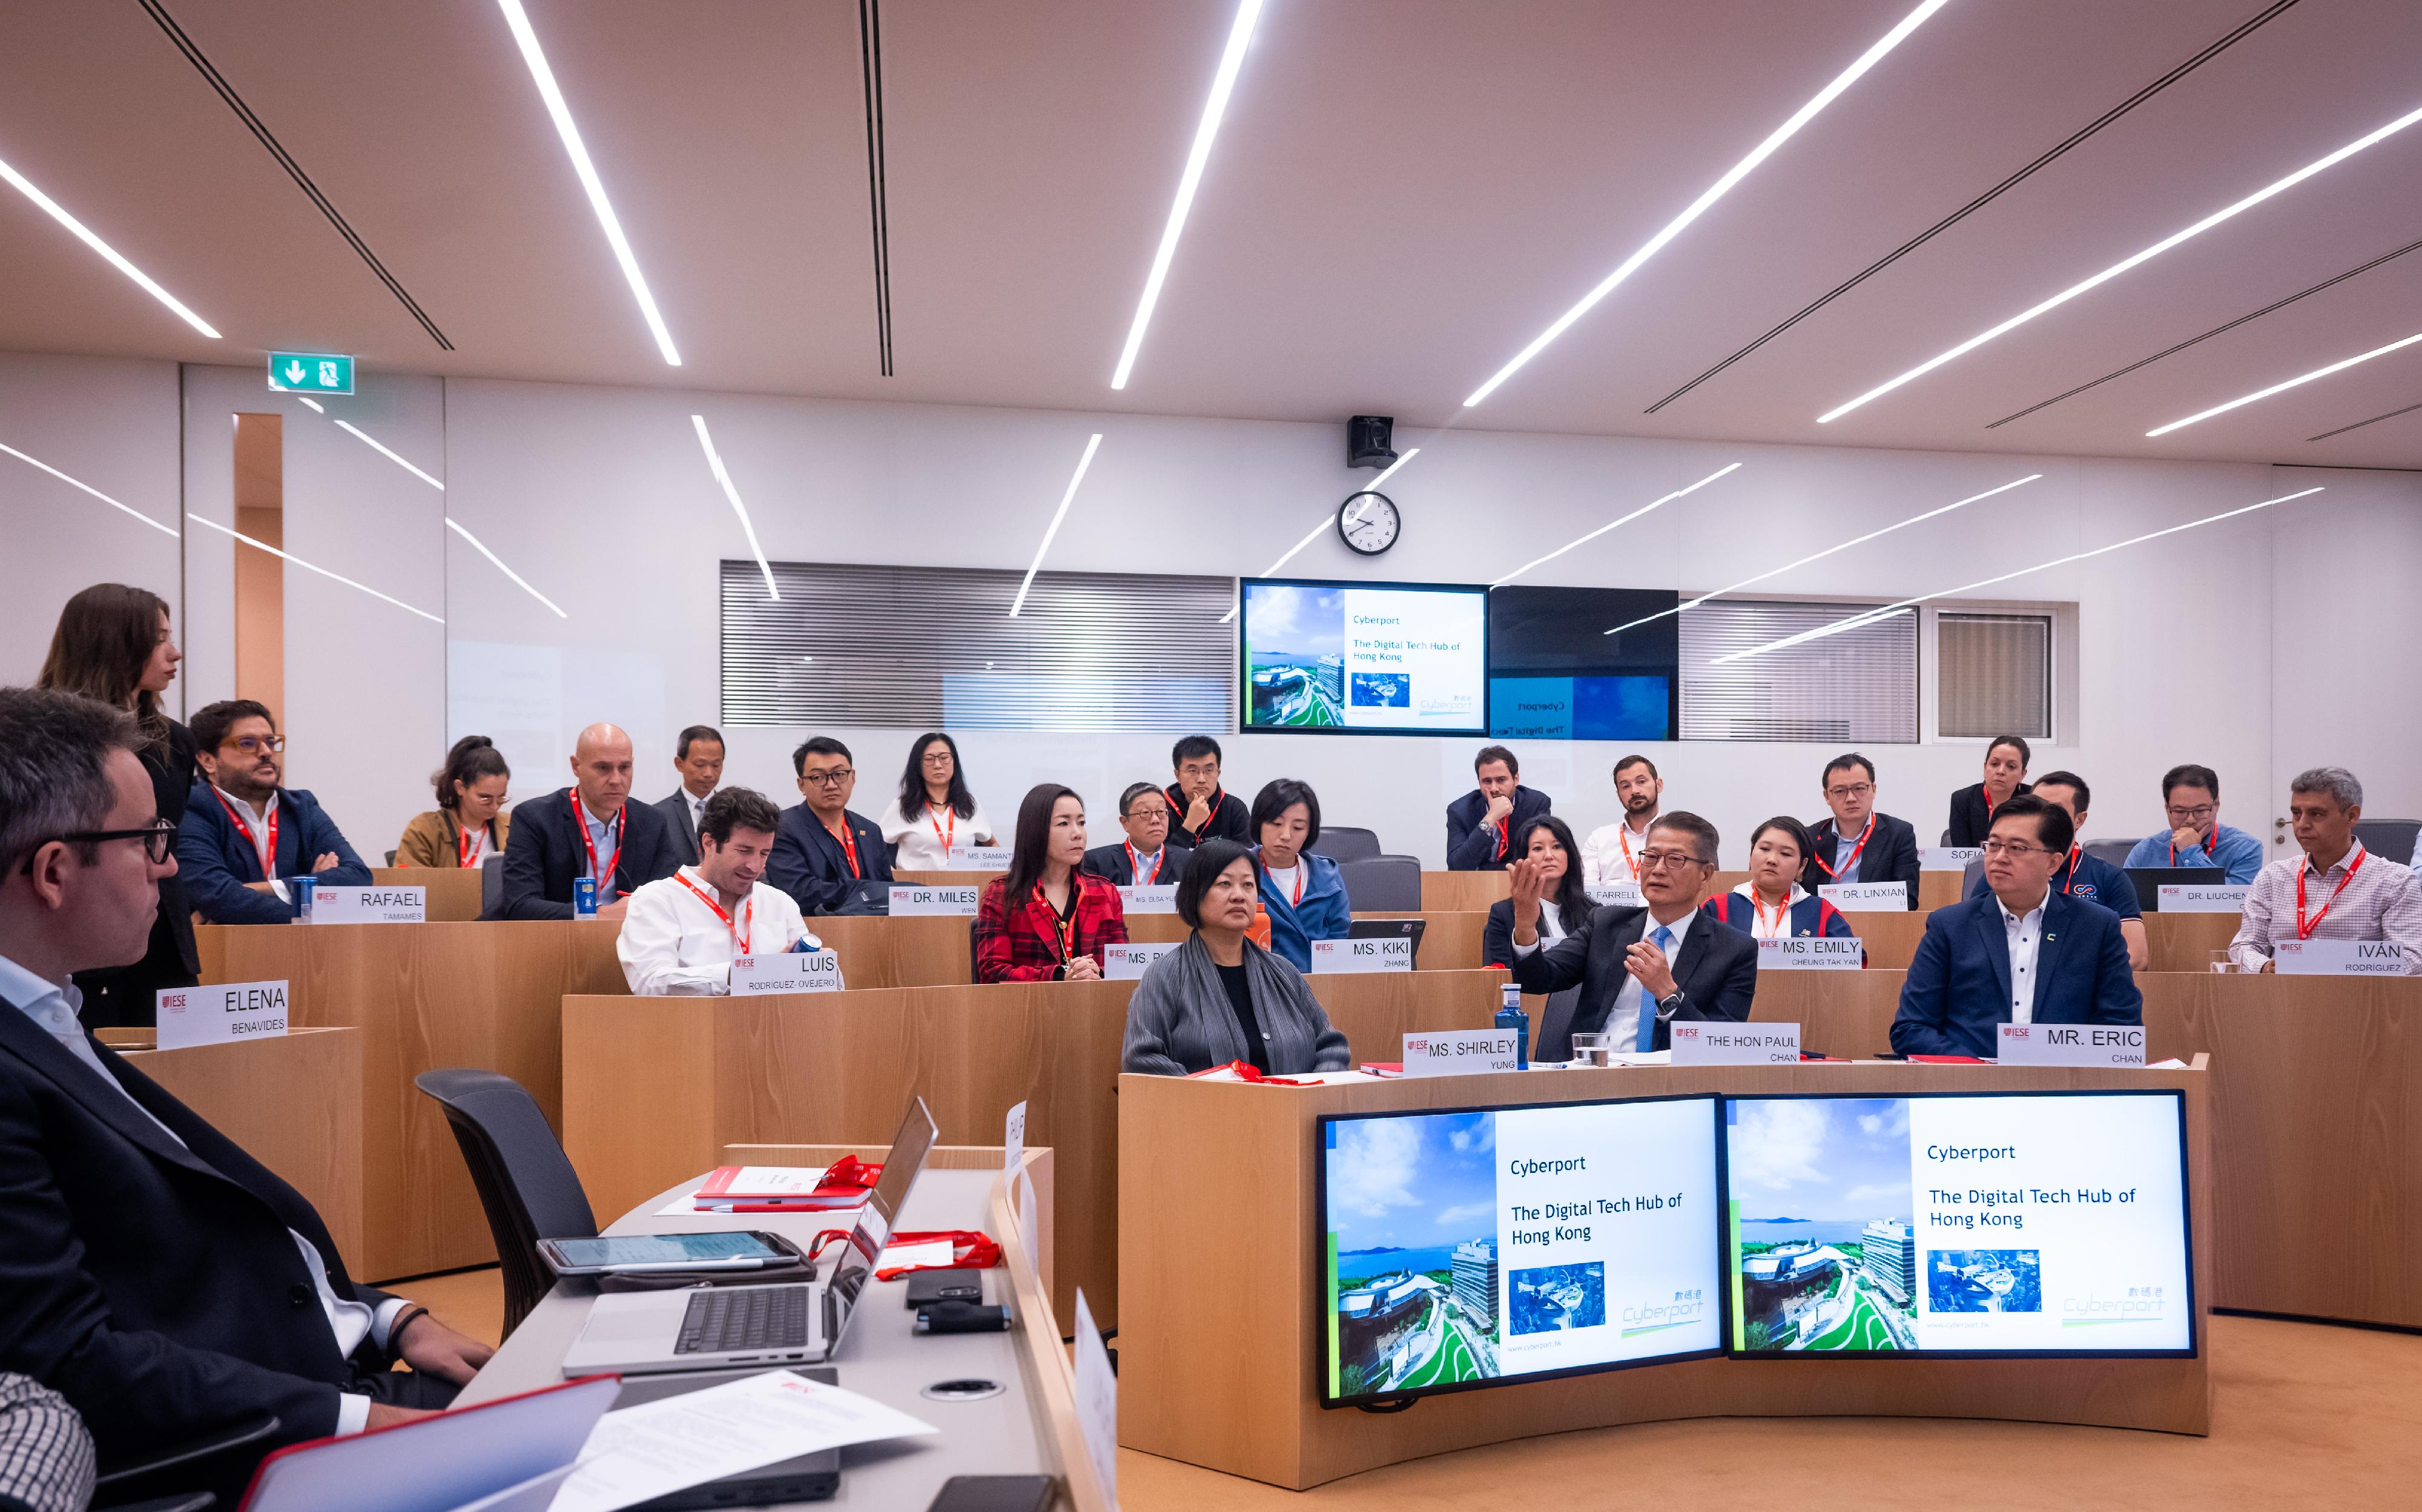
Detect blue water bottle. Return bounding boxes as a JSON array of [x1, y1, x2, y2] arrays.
[[573, 877, 598, 917], [1495, 982, 1529, 1069], [291, 875, 315, 924]]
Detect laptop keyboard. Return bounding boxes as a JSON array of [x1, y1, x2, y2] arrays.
[[675, 1287, 813, 1355]]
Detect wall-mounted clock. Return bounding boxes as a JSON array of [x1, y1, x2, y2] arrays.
[[1337, 490, 1399, 556]]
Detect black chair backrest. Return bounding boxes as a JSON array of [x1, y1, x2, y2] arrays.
[[1335, 856, 1420, 912], [1533, 986, 1585, 1065], [1307, 826, 1382, 862], [2081, 838, 2135, 868], [2354, 819, 2420, 866], [478, 854, 505, 919], [413, 1069, 596, 1339]]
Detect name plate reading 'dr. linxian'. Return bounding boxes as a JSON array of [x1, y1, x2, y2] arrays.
[[889, 886, 979, 916], [1818, 880, 1909, 911]]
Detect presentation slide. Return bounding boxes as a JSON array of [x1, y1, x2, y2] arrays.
[[1320, 1097, 1721, 1404], [1242, 579, 1487, 735], [1487, 584, 1680, 741], [1725, 1092, 2193, 1356]]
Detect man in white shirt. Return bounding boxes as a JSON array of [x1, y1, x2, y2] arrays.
[[652, 724, 725, 870], [2228, 766, 2422, 973], [619, 788, 819, 995], [1580, 754, 1663, 887]]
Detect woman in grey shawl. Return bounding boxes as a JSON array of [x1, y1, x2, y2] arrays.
[[1122, 838, 1353, 1076]]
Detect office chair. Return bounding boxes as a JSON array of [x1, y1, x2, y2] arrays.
[[414, 1070, 597, 1339], [88, 1415, 281, 1512], [1307, 826, 1382, 862], [2081, 839, 2136, 868], [2354, 819, 2420, 866], [477, 856, 505, 919], [1335, 856, 1420, 911]]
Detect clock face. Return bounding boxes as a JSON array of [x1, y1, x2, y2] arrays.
[[1337, 490, 1399, 555]]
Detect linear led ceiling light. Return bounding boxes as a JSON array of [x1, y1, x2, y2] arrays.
[[1602, 472, 2040, 635], [1, 441, 181, 537], [2146, 329, 2422, 437], [1818, 102, 2422, 424], [335, 420, 446, 490], [1011, 432, 1105, 616], [0, 153, 220, 338], [1216, 447, 1426, 623], [186, 512, 445, 623], [691, 415, 777, 599], [497, 0, 682, 365], [1488, 462, 1741, 587], [446, 517, 568, 618], [1109, 0, 1265, 390], [1462, 0, 1951, 409], [1711, 485, 2324, 664]]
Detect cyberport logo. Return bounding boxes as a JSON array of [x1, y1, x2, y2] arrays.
[[1620, 1288, 1706, 1338], [2061, 1285, 2168, 1327]]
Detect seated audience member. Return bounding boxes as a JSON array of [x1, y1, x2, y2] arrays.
[[619, 789, 817, 995], [975, 785, 1128, 983], [1708, 817, 1858, 943], [879, 732, 997, 870], [652, 724, 725, 870], [1580, 754, 1661, 886], [495, 723, 679, 922], [1892, 793, 2142, 1057], [1164, 735, 1250, 848], [1505, 811, 1757, 1060], [2228, 767, 2422, 973], [1946, 735, 2032, 847], [395, 735, 511, 868], [1446, 745, 1553, 872], [1083, 782, 1190, 885], [0, 1372, 93, 1512], [178, 699, 371, 923], [768, 738, 894, 915], [1121, 839, 1352, 1077], [1252, 779, 1351, 972], [2125, 763, 2263, 884], [0, 688, 487, 1491], [1485, 816, 1592, 966], [1964, 771, 2145, 970], [1801, 752, 1921, 910]]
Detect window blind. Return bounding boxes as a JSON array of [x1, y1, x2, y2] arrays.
[[1936, 612, 2051, 739], [1678, 599, 1918, 743]]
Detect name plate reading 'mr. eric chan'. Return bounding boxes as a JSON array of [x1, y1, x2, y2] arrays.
[[1402, 1028, 1522, 1078], [1309, 936, 1413, 973], [1671, 1022, 1800, 1066], [307, 886, 425, 923], [2272, 939, 2408, 976], [889, 885, 979, 916], [730, 949, 843, 996], [1757, 936, 1864, 971], [1997, 1023, 2147, 1067], [1818, 880, 1909, 911], [154, 980, 289, 1051]]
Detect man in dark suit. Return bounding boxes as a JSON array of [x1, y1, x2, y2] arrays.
[[1801, 751, 1921, 910], [652, 724, 725, 870], [1082, 783, 1191, 886], [495, 722, 681, 921], [1892, 793, 2142, 1058], [769, 736, 893, 915], [1505, 811, 1757, 1059], [0, 688, 487, 1491], [1447, 744, 1553, 872], [176, 700, 371, 924]]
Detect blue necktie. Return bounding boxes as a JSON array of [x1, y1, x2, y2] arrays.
[[1638, 925, 1674, 1051]]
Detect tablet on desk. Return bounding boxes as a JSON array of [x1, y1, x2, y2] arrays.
[[539, 1232, 790, 1276]]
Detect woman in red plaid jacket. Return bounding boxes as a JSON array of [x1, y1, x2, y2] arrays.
[[976, 784, 1130, 983]]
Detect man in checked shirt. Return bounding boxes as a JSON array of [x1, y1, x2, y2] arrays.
[[2229, 767, 2422, 973]]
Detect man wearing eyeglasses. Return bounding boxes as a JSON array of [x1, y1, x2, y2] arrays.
[[1892, 792, 2141, 1058], [495, 723, 682, 922], [2122, 764, 2263, 885], [768, 737, 894, 916], [1799, 753, 1920, 910], [177, 700, 369, 925]]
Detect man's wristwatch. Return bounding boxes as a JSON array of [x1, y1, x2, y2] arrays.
[[1656, 990, 1686, 1020]]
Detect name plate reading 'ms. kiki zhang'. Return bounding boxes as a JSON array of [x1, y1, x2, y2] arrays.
[[154, 980, 289, 1051]]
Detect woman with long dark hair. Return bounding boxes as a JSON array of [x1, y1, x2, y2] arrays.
[[974, 784, 1127, 982], [36, 584, 196, 1025], [1946, 736, 2033, 847], [396, 736, 513, 868], [879, 732, 998, 870], [1483, 816, 1591, 967]]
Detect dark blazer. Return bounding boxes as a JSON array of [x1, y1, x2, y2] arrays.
[[767, 804, 893, 916], [1962, 850, 2140, 920], [74, 721, 200, 1026], [1080, 842, 1192, 887], [493, 788, 681, 920], [1445, 785, 1554, 871], [176, 782, 371, 925], [0, 994, 400, 1477], [1164, 786, 1251, 850], [1946, 782, 2031, 849], [1482, 894, 1592, 969], [1798, 811, 1922, 910], [1508, 905, 1759, 1060], [654, 790, 705, 870], [1890, 890, 2142, 1058]]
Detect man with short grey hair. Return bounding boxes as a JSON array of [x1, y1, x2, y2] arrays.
[[2229, 766, 2422, 972]]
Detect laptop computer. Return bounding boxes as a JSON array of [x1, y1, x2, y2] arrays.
[[822, 877, 893, 916], [1346, 916, 1425, 969], [561, 1097, 939, 1378], [2127, 866, 2225, 913], [612, 1367, 843, 1508]]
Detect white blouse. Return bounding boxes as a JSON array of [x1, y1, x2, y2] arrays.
[[878, 796, 997, 870]]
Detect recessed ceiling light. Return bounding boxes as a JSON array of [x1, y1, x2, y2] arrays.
[[0, 153, 221, 338], [1490, 463, 1741, 587], [444, 517, 568, 618], [0, 441, 180, 537], [2145, 329, 2422, 437], [1012, 433, 1104, 616], [186, 512, 444, 623], [690, 415, 777, 599], [1462, 0, 1950, 409]]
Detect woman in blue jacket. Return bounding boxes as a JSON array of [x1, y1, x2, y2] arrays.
[[1704, 817, 1861, 946], [1249, 779, 1351, 972]]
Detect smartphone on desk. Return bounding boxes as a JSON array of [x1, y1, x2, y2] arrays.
[[926, 1475, 1057, 1512], [538, 1231, 790, 1276]]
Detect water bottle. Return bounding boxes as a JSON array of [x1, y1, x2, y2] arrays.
[[291, 875, 315, 924], [1494, 982, 1529, 1070], [573, 877, 598, 918]]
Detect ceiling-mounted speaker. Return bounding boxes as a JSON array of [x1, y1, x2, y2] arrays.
[[1347, 415, 1397, 470]]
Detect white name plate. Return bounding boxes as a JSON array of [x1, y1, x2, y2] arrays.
[[945, 845, 1012, 869], [1309, 936, 1413, 973], [1671, 1021, 1800, 1066], [1919, 847, 1982, 871], [729, 949, 844, 995], [888, 885, 980, 916], [307, 886, 425, 923], [155, 979, 290, 1050], [1402, 1028, 1523, 1078], [1998, 1022, 2146, 1066], [1585, 882, 1644, 908], [2273, 939, 2409, 976], [1103, 941, 1178, 980], [2158, 884, 2249, 913], [1757, 937, 1864, 971], [1818, 880, 1909, 911], [1118, 884, 1178, 915]]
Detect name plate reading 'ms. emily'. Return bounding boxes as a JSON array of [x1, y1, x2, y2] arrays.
[[1997, 1022, 2146, 1067], [2273, 939, 2409, 976], [1402, 1028, 1523, 1078], [154, 980, 289, 1051], [306, 886, 425, 923], [1103, 941, 1178, 980], [1308, 936, 1413, 974], [730, 949, 843, 996], [1818, 880, 1909, 911], [945, 845, 1012, 870], [888, 885, 979, 916], [1118, 885, 1178, 915], [1919, 847, 1983, 871], [2158, 884, 2250, 913], [1670, 1022, 1800, 1066], [1757, 936, 1864, 971]]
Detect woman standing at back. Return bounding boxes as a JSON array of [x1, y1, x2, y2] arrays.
[[880, 732, 998, 870], [35, 584, 195, 1026], [396, 736, 513, 868]]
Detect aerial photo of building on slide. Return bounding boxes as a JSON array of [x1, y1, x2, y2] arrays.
[[1728, 1097, 1920, 1353], [1325, 1111, 1504, 1397]]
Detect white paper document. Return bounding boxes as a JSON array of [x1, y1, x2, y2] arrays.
[[1071, 1290, 1118, 1505]]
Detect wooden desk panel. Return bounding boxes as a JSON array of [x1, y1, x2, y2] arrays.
[[811, 910, 1489, 987], [1422, 871, 1508, 913], [369, 867, 484, 921], [1749, 969, 1907, 1057], [2146, 912, 2240, 974]]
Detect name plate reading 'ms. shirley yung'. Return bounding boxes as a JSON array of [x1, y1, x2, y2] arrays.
[[1402, 1028, 1523, 1078], [1118, 885, 1178, 915], [2158, 884, 2249, 913], [1308, 936, 1413, 973], [1103, 941, 1178, 980], [729, 949, 843, 996], [306, 885, 425, 923], [1818, 880, 1909, 911], [2272, 939, 2409, 976], [1669, 1022, 1800, 1066], [888, 885, 979, 916], [154, 980, 289, 1051], [1757, 936, 1864, 971], [1997, 1022, 2146, 1066]]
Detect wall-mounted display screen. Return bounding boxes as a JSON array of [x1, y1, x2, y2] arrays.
[[1239, 578, 1488, 736], [1724, 1092, 2193, 1357], [1487, 584, 1680, 741]]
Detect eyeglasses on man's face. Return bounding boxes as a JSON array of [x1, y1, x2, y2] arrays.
[[1826, 782, 1873, 800], [18, 819, 177, 874], [2165, 804, 2217, 822], [801, 768, 854, 787], [223, 735, 284, 756], [1636, 849, 1708, 873], [1980, 839, 2056, 858]]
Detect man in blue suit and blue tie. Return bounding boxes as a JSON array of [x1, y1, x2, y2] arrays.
[[1892, 792, 2140, 1058]]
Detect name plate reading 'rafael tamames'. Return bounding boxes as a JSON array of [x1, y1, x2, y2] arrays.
[[1118, 885, 1178, 914], [730, 949, 844, 996], [1103, 941, 1178, 980], [2157, 885, 2249, 913], [154, 980, 289, 1051], [1997, 1023, 2146, 1066], [1818, 880, 1909, 911], [2272, 939, 2407, 976], [307, 886, 425, 923], [1670, 1022, 1800, 1066], [888, 886, 979, 916], [1402, 1028, 1523, 1078], [1309, 937, 1413, 973], [1757, 937, 1864, 971]]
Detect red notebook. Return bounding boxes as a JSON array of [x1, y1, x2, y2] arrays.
[[693, 1157, 882, 1210]]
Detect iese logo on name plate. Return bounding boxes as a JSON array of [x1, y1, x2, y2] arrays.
[[306, 886, 425, 923], [729, 949, 843, 996], [944, 845, 1012, 870], [1118, 885, 1178, 915], [2157, 884, 2248, 914], [1671, 1022, 1800, 1065], [1757, 937, 1863, 971], [2272, 939, 2406, 976], [1402, 1028, 1522, 1077], [1308, 937, 1411, 973], [1102, 941, 1177, 980], [1818, 880, 1909, 911], [1998, 1022, 2146, 1066], [888, 886, 979, 916], [154, 980, 289, 1051]]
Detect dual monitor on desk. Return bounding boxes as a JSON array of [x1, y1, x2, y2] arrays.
[[1319, 1089, 2194, 1407]]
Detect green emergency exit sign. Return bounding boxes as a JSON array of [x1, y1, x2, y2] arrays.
[[267, 352, 354, 395]]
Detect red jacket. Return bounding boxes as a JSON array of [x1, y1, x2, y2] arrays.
[[975, 872, 1130, 983]]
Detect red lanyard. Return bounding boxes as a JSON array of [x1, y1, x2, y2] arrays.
[[212, 787, 277, 876], [826, 819, 862, 878], [674, 871, 753, 954], [1812, 817, 1873, 881], [1266, 860, 1305, 905], [572, 791, 625, 897], [1038, 883, 1080, 961], [1492, 814, 1511, 860], [2295, 847, 2365, 940], [1751, 891, 1789, 937], [456, 818, 487, 869], [1617, 824, 1639, 877], [1124, 842, 1159, 884], [2061, 844, 2080, 895], [1175, 785, 1223, 837], [926, 804, 954, 853]]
